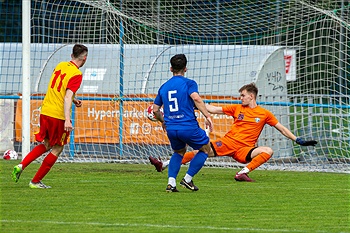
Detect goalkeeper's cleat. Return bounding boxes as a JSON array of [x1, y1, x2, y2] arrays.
[[234, 172, 255, 182], [12, 165, 23, 182], [149, 156, 164, 172], [29, 181, 52, 189], [166, 184, 179, 193], [180, 178, 199, 191]]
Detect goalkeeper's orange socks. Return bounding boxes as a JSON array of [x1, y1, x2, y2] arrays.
[[246, 152, 271, 172], [31, 152, 58, 183], [20, 144, 47, 170], [182, 151, 195, 164]]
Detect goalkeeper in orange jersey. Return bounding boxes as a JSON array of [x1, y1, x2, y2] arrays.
[[11, 44, 88, 188], [150, 82, 317, 182]]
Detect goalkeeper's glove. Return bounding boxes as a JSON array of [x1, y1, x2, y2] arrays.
[[295, 137, 318, 146]]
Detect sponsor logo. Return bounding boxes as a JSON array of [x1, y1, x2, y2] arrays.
[[215, 141, 222, 147]]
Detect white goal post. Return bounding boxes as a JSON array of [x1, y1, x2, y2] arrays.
[[1, 0, 348, 173]]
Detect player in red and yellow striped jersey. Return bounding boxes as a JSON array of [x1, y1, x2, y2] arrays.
[[150, 83, 317, 182], [12, 44, 88, 188]]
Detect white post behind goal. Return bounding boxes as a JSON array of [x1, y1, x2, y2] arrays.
[[2, 0, 349, 173], [21, 0, 31, 158]]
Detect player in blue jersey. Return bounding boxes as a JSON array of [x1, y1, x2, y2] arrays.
[[152, 54, 213, 192]]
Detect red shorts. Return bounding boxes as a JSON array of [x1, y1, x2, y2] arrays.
[[211, 136, 254, 164], [35, 114, 69, 147]]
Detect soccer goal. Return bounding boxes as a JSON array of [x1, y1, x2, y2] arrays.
[[1, 0, 349, 173]]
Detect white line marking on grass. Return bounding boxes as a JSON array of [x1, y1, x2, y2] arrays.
[[1, 219, 327, 232], [251, 185, 350, 192]]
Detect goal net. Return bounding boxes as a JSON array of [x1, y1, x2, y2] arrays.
[[1, 0, 349, 173]]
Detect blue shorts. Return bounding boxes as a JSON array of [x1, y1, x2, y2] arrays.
[[166, 127, 209, 151]]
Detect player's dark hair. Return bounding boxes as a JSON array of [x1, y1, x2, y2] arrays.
[[72, 44, 88, 59], [170, 54, 187, 73], [239, 82, 258, 98]]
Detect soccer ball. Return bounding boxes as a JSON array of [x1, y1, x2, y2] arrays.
[[146, 104, 163, 122], [3, 149, 18, 160]]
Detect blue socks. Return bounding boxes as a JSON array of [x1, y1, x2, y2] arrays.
[[168, 151, 208, 182], [168, 152, 183, 179], [187, 151, 208, 177]]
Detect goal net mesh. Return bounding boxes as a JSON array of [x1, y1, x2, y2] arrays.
[[2, 0, 349, 173]]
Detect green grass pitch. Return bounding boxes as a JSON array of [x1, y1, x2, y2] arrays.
[[1, 160, 349, 233]]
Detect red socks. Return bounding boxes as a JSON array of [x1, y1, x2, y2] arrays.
[[20, 144, 47, 169], [246, 152, 271, 171], [20, 144, 58, 183], [31, 152, 58, 183]]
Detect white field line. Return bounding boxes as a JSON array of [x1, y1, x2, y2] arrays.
[[1, 219, 329, 232]]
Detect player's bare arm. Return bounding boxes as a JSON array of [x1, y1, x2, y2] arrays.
[[153, 104, 164, 122], [274, 122, 318, 146], [64, 89, 75, 132], [153, 104, 166, 131], [190, 92, 213, 132], [273, 122, 297, 141], [206, 104, 224, 114]]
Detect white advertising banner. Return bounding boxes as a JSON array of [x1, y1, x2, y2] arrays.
[[284, 49, 297, 81], [0, 99, 14, 152]]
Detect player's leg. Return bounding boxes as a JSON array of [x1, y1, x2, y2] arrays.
[[182, 151, 196, 164], [180, 128, 211, 191], [29, 143, 62, 189], [29, 117, 68, 188], [12, 144, 49, 183], [149, 113, 214, 172], [150, 123, 212, 171], [209, 137, 257, 182], [149, 144, 214, 172], [149, 150, 195, 172], [12, 115, 51, 182], [180, 125, 212, 167], [165, 130, 187, 192], [246, 146, 273, 171], [235, 146, 273, 182], [166, 149, 186, 192], [180, 146, 210, 191]]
